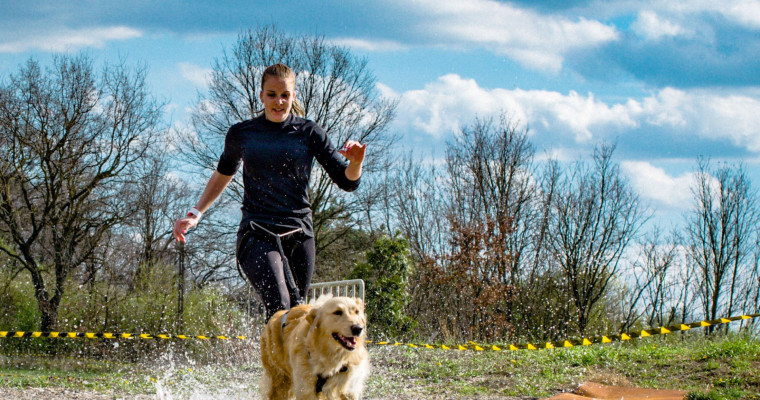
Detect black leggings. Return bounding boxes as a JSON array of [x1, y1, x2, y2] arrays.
[[237, 225, 315, 320]]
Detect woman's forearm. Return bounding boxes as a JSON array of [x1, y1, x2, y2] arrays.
[[345, 161, 362, 181], [195, 170, 235, 212]]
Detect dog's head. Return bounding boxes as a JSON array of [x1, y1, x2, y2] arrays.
[[308, 296, 366, 351]]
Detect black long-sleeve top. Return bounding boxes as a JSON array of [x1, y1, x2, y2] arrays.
[[216, 114, 360, 237]]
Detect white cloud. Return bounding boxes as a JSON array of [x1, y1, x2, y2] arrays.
[[0, 26, 142, 53], [511, 89, 637, 142], [636, 88, 760, 151], [177, 62, 211, 88], [636, 1, 760, 31], [632, 10, 690, 40], [721, 0, 760, 29], [330, 38, 408, 52], [375, 82, 398, 100], [388, 75, 760, 154], [390, 74, 636, 141], [622, 161, 696, 208], [395, 0, 619, 72], [535, 147, 581, 163]]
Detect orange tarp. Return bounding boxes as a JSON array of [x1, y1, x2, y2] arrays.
[[545, 382, 687, 400]]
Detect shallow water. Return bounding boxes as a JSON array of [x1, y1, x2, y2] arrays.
[[146, 349, 260, 400]]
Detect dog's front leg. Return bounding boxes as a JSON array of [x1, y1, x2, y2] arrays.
[[291, 369, 318, 400], [260, 368, 294, 400], [292, 384, 318, 400], [337, 360, 369, 400]]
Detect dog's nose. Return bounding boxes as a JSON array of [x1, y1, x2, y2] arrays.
[[351, 325, 364, 336]]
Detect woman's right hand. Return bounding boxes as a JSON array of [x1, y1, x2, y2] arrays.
[[173, 171, 234, 243], [173, 215, 200, 243]]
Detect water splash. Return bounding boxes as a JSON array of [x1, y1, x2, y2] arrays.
[[154, 369, 259, 400], [148, 347, 261, 399]]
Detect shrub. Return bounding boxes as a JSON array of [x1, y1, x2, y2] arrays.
[[350, 234, 416, 340]]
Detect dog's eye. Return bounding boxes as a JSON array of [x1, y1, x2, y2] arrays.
[[333, 310, 343, 316]]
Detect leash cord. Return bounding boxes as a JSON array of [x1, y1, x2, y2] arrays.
[[246, 221, 304, 305]]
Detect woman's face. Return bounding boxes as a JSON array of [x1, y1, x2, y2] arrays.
[[259, 76, 295, 123]]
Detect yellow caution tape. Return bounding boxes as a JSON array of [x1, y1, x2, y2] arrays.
[[1, 313, 758, 352], [360, 313, 760, 352]]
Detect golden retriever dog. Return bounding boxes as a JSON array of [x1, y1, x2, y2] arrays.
[[260, 295, 369, 400]]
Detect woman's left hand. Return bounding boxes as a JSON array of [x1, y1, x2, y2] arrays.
[[339, 140, 367, 164]]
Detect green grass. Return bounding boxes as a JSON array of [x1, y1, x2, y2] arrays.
[[0, 354, 153, 394], [1, 332, 759, 399], [362, 333, 760, 399]]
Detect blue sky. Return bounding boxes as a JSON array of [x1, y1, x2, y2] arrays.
[[3, 0, 760, 228]]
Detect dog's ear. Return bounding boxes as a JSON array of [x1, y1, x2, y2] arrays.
[[354, 298, 364, 310], [306, 305, 318, 325]]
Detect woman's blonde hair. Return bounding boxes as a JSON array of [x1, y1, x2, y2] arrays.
[[260, 63, 305, 117]]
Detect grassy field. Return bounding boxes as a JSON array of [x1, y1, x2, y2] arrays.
[[1, 332, 759, 399]]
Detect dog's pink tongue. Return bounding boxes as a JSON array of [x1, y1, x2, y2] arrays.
[[339, 334, 357, 348], [334, 333, 358, 349]]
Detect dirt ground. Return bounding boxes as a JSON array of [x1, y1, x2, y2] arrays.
[[0, 387, 524, 399], [0, 387, 155, 399]]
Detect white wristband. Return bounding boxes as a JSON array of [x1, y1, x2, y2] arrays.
[[187, 207, 202, 219]]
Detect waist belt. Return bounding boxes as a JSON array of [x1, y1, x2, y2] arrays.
[[238, 221, 304, 305]]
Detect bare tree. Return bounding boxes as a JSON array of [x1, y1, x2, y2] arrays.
[[509, 157, 572, 341], [404, 115, 541, 340], [113, 143, 191, 288], [619, 228, 683, 332], [0, 54, 164, 331], [386, 155, 449, 261], [545, 144, 647, 335], [445, 115, 537, 292], [746, 240, 760, 333], [177, 26, 397, 274], [685, 158, 759, 331]]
